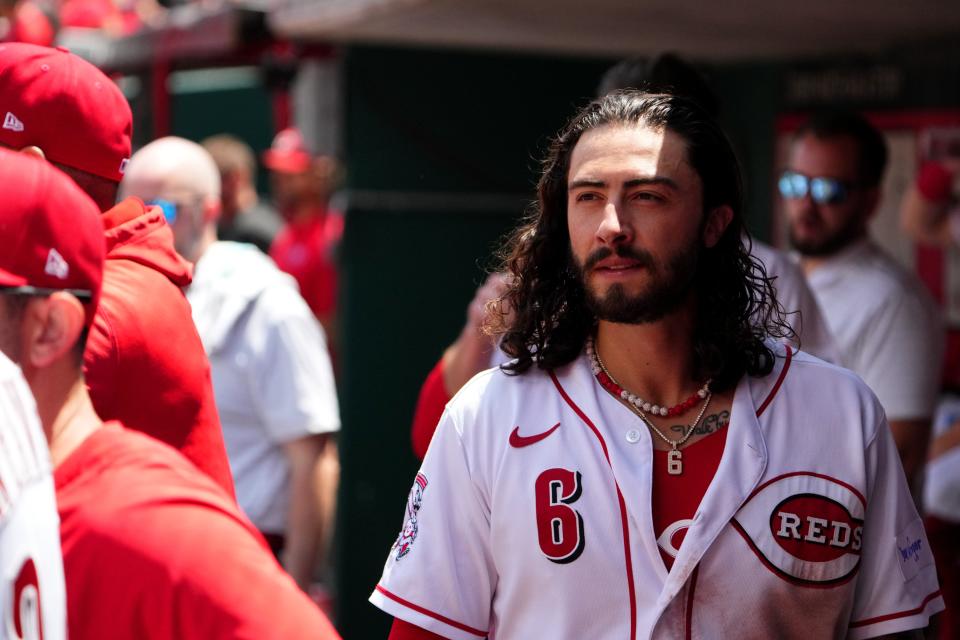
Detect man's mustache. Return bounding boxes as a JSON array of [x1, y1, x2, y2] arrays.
[[582, 245, 657, 272]]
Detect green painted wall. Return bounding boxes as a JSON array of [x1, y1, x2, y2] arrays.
[[168, 70, 276, 194], [713, 63, 783, 241]]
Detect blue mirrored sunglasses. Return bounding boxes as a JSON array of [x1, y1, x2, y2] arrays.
[[146, 199, 178, 224], [778, 171, 851, 205]]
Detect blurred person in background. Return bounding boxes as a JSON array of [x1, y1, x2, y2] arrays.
[[264, 127, 344, 346], [0, 149, 341, 640], [121, 136, 341, 594], [0, 0, 56, 45], [59, 0, 161, 36], [410, 272, 512, 459], [900, 155, 960, 640], [783, 110, 944, 483], [900, 155, 960, 247], [202, 133, 282, 253], [0, 43, 235, 498]]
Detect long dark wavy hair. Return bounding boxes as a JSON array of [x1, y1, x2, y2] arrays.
[[490, 91, 792, 391]]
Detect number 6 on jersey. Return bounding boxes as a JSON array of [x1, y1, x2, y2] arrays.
[[534, 468, 585, 564]]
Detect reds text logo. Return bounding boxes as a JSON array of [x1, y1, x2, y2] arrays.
[[732, 472, 865, 587]]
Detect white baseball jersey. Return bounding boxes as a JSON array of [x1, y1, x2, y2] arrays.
[[371, 343, 942, 639], [0, 354, 66, 640]]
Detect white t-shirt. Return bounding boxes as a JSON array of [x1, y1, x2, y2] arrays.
[[372, 344, 942, 639], [188, 241, 341, 534], [923, 394, 960, 522], [806, 238, 944, 421], [750, 240, 838, 363], [0, 354, 66, 640], [945, 205, 960, 245]]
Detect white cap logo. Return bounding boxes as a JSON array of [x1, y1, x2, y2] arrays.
[[44, 249, 69, 280], [3, 112, 24, 133]]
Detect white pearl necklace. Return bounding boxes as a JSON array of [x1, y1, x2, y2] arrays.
[[585, 337, 710, 417]]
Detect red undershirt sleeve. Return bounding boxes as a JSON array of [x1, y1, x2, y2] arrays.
[[389, 617, 452, 640], [411, 358, 451, 460]]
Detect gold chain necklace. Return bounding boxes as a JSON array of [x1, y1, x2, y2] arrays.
[[588, 337, 713, 475]]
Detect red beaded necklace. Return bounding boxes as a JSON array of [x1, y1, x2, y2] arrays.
[[586, 336, 714, 475], [595, 369, 706, 417], [586, 337, 711, 418]]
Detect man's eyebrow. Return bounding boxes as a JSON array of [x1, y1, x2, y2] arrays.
[[568, 176, 679, 191], [568, 178, 605, 190]]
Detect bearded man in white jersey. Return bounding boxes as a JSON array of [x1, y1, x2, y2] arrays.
[[372, 92, 941, 640]]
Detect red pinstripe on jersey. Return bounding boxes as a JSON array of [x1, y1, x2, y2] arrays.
[[375, 585, 487, 638], [848, 589, 943, 628], [744, 470, 867, 507], [550, 371, 638, 640], [756, 345, 792, 418]]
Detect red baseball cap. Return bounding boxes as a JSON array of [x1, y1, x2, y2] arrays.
[[0, 43, 132, 183], [0, 148, 106, 325], [262, 128, 313, 173]]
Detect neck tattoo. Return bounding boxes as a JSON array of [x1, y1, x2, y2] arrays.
[[586, 336, 712, 475]]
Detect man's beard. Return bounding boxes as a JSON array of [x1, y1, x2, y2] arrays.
[[573, 242, 700, 325], [789, 212, 864, 257]]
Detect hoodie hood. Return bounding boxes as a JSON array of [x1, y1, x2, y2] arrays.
[[188, 241, 298, 354], [101, 197, 193, 288]]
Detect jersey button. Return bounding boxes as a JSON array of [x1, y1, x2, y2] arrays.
[[625, 429, 641, 443]]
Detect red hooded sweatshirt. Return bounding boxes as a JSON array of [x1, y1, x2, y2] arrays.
[[83, 198, 235, 498]]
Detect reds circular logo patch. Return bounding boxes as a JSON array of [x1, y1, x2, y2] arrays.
[[732, 472, 865, 587]]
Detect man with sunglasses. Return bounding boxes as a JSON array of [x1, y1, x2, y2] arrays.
[[0, 43, 235, 498], [783, 111, 943, 482], [0, 148, 342, 640]]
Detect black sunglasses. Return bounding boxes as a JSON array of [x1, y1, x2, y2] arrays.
[[0, 285, 93, 301]]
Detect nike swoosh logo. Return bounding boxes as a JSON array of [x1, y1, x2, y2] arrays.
[[509, 423, 561, 448]]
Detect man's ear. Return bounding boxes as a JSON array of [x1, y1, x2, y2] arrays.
[[19, 146, 46, 160], [703, 205, 734, 248], [203, 197, 221, 223], [862, 186, 882, 222], [23, 293, 85, 369]]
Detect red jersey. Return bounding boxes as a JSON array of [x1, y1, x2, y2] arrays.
[[651, 425, 729, 569], [83, 198, 235, 498], [269, 210, 343, 320], [411, 358, 448, 460], [55, 423, 341, 640]]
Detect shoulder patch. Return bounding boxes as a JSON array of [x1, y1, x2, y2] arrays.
[[896, 518, 934, 583], [392, 473, 428, 561]]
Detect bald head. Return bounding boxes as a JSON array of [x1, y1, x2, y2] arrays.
[[122, 136, 221, 203], [120, 137, 221, 262]]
